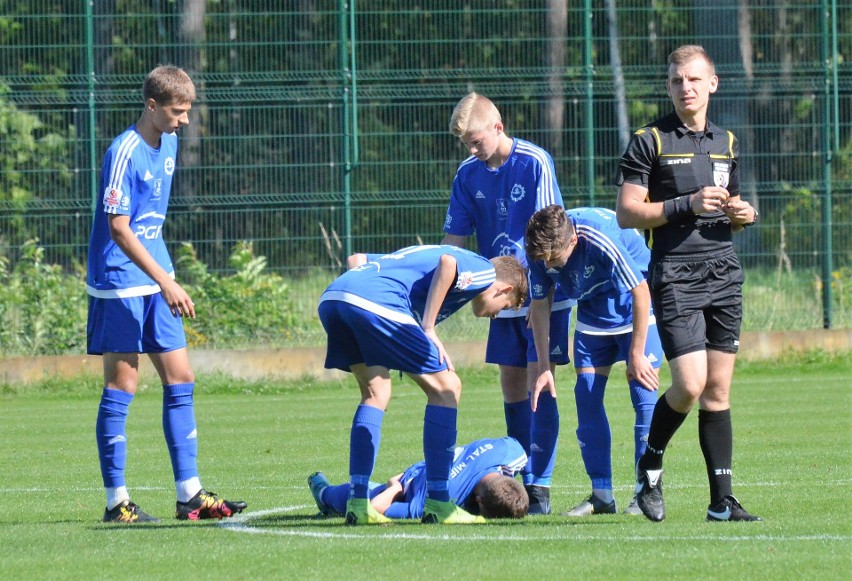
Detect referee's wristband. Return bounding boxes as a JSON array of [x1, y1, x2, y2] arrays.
[[663, 195, 693, 222]]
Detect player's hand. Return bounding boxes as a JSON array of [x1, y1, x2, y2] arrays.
[[159, 279, 196, 319], [423, 327, 454, 372], [386, 473, 404, 494], [692, 186, 730, 214], [530, 369, 556, 412], [626, 355, 659, 391], [721, 197, 756, 226]]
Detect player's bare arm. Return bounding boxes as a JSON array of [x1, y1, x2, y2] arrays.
[[107, 214, 195, 319], [626, 280, 659, 392], [529, 297, 556, 412], [616, 183, 667, 229], [421, 253, 458, 370], [347, 253, 367, 269], [369, 473, 405, 515]]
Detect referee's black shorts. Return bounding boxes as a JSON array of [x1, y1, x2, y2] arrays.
[[649, 248, 744, 360]]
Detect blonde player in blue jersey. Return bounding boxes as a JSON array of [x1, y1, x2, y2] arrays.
[[441, 93, 573, 514], [318, 245, 527, 525], [308, 437, 529, 520], [87, 65, 245, 524], [525, 205, 663, 516]]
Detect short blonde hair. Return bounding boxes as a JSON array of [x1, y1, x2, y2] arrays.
[[449, 92, 502, 137], [490, 255, 529, 310], [143, 65, 196, 105], [667, 45, 715, 74]]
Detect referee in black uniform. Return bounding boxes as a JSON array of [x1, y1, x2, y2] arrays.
[[615, 45, 760, 522]]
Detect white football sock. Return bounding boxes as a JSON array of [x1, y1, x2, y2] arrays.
[[176, 476, 202, 503]]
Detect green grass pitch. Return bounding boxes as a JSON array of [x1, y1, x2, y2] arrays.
[[0, 358, 849, 580]]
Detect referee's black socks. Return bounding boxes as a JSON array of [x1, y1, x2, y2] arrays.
[[698, 408, 734, 504]]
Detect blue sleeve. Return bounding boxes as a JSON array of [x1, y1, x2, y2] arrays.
[[444, 170, 476, 235], [536, 152, 563, 210], [527, 259, 554, 300]]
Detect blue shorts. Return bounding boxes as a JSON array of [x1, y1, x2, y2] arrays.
[[572, 322, 664, 369], [485, 308, 571, 367], [87, 294, 187, 355], [318, 299, 447, 374]]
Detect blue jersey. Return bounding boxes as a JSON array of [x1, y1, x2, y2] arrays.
[[322, 245, 495, 325], [390, 437, 527, 519], [528, 208, 650, 333], [443, 137, 569, 317], [447, 437, 527, 506], [444, 138, 562, 265], [87, 126, 178, 298]]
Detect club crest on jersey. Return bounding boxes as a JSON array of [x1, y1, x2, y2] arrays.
[[456, 271, 474, 290], [496, 198, 508, 218], [713, 162, 730, 188], [509, 183, 525, 202], [164, 157, 176, 176]]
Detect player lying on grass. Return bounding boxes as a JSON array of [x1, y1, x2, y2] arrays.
[[318, 245, 527, 524], [308, 437, 529, 520]]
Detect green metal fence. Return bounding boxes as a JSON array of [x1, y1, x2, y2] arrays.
[[1, 1, 849, 352]]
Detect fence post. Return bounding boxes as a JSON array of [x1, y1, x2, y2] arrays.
[[820, 0, 834, 328], [86, 0, 97, 213], [583, 0, 595, 206]]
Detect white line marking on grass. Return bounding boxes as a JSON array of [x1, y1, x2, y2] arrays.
[[220, 506, 850, 543]]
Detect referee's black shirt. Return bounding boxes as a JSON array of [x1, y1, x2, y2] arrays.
[[616, 112, 739, 261]]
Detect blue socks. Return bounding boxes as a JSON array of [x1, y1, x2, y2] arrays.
[[96, 388, 134, 488], [574, 373, 611, 486], [423, 404, 457, 502], [504, 399, 532, 483], [628, 378, 657, 466], [162, 383, 199, 482], [530, 391, 559, 486], [323, 483, 351, 515], [349, 404, 384, 498]]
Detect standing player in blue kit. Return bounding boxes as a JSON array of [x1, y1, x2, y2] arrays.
[[441, 92, 572, 514], [87, 65, 246, 524], [318, 245, 528, 525], [525, 205, 663, 516]]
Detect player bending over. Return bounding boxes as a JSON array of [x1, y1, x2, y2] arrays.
[[318, 245, 527, 525]]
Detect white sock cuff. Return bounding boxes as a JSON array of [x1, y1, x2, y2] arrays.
[[106, 486, 130, 510], [176, 476, 202, 503]]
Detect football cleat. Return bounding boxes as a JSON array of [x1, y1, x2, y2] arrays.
[[525, 484, 552, 516], [635, 468, 665, 522], [344, 497, 391, 525], [561, 494, 617, 516], [103, 500, 160, 524], [175, 489, 247, 521], [421, 499, 486, 524], [307, 471, 339, 516], [623, 495, 643, 516], [707, 495, 762, 522]]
